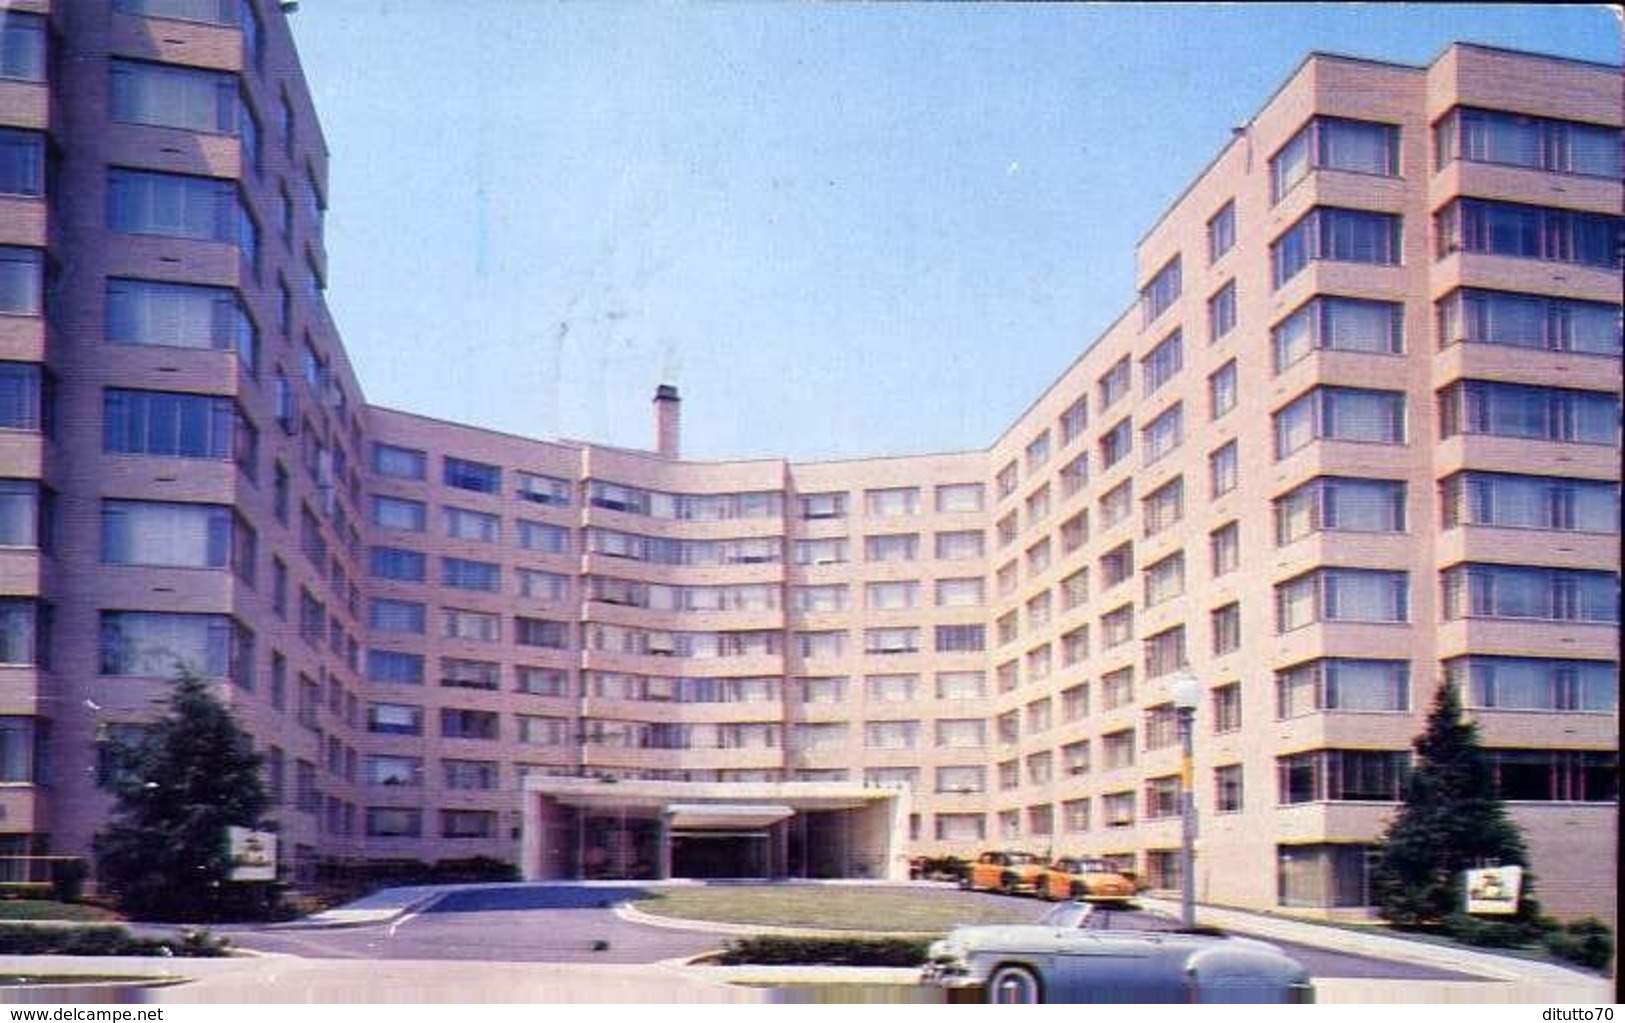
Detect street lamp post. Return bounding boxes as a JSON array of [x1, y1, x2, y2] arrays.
[[1170, 670, 1202, 930]]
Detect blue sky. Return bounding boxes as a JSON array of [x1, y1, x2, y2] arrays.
[[287, 3, 1620, 462]]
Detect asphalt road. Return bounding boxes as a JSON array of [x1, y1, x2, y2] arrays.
[[220, 883, 1483, 982]]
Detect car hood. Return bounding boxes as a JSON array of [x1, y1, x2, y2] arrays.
[[937, 924, 1282, 955]]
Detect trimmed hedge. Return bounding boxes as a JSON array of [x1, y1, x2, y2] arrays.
[[1542, 918, 1613, 972], [0, 923, 229, 957], [716, 935, 934, 967]]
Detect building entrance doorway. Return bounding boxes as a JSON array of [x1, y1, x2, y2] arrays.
[[670, 831, 770, 879]]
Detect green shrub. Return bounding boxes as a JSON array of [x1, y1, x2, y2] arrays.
[[0, 922, 229, 957], [1444, 912, 1532, 948], [717, 935, 934, 967], [49, 860, 89, 905], [1543, 918, 1613, 972]]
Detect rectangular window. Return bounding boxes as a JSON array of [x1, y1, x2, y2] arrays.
[[1059, 397, 1088, 445], [1143, 553, 1185, 609], [934, 577, 983, 608], [0, 248, 42, 317], [368, 598, 425, 635], [108, 169, 254, 259], [1277, 658, 1409, 717], [1436, 198, 1621, 270], [443, 456, 500, 494], [933, 529, 983, 562], [1210, 522, 1239, 577], [1274, 386, 1405, 457], [440, 708, 499, 741], [515, 616, 570, 648], [0, 128, 44, 197], [368, 545, 425, 582], [1449, 656, 1616, 713], [99, 610, 246, 680], [0, 481, 42, 549], [1213, 682, 1242, 733], [103, 388, 253, 469], [1274, 476, 1406, 544], [1101, 605, 1134, 650], [1438, 380, 1617, 446], [371, 495, 426, 532], [441, 557, 500, 592], [1208, 201, 1236, 263], [1141, 332, 1183, 396], [1211, 602, 1241, 656], [1276, 568, 1408, 632], [515, 666, 571, 697], [0, 12, 46, 82], [1215, 765, 1244, 813], [864, 533, 918, 563], [1100, 542, 1134, 589], [1277, 750, 1408, 803], [1441, 472, 1617, 534], [106, 278, 257, 370], [1141, 255, 1182, 324], [101, 500, 239, 570], [110, 59, 239, 135], [934, 483, 983, 514], [515, 471, 571, 506], [366, 650, 423, 686], [1437, 288, 1620, 357], [371, 443, 426, 480], [1207, 281, 1237, 344], [1099, 418, 1132, 470], [1488, 750, 1617, 803], [1441, 564, 1617, 623], [1209, 441, 1238, 498], [865, 487, 918, 517], [1272, 207, 1401, 288], [440, 657, 500, 691], [1272, 116, 1400, 202], [1141, 404, 1182, 465], [798, 492, 846, 519], [935, 624, 985, 653], [935, 672, 984, 700], [0, 599, 44, 667], [1437, 107, 1621, 179], [1097, 357, 1131, 412], [1273, 296, 1404, 371], [1142, 477, 1183, 537], [1143, 626, 1187, 679], [445, 506, 499, 543]]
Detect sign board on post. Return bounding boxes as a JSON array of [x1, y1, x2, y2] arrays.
[[228, 826, 277, 882], [1464, 865, 1522, 915]]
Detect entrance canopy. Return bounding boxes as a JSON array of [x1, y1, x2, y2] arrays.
[[666, 803, 794, 831], [519, 777, 910, 882]]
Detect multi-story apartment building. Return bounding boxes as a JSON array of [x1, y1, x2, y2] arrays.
[[0, 3, 1616, 921]]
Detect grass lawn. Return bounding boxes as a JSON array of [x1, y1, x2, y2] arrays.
[[0, 901, 122, 923], [633, 885, 1042, 933]]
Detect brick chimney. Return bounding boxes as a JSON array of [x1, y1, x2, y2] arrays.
[[653, 384, 681, 459]]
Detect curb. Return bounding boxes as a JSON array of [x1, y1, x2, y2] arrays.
[[614, 901, 940, 940]]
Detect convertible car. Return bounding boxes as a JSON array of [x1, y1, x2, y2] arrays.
[[922, 901, 1314, 1004]]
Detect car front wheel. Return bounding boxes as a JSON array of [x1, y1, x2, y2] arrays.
[[987, 964, 1043, 1004]]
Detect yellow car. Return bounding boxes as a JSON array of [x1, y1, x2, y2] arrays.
[[1041, 856, 1137, 904], [964, 850, 1048, 896]]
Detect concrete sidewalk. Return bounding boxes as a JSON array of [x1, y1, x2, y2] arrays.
[[1135, 896, 1612, 1003]]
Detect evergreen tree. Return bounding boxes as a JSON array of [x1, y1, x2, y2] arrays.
[[1371, 681, 1532, 927], [93, 671, 273, 921]]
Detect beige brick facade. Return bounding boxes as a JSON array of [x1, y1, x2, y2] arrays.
[[1, 5, 1616, 921]]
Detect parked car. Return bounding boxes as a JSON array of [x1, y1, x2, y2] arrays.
[[963, 850, 1048, 896], [1040, 856, 1137, 903], [922, 901, 1314, 1003]]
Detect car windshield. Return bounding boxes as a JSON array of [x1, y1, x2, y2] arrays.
[[1077, 859, 1114, 873], [1037, 901, 1096, 929], [1007, 853, 1038, 865]]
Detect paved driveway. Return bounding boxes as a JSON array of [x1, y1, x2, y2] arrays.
[[224, 883, 1482, 982]]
